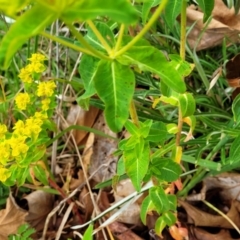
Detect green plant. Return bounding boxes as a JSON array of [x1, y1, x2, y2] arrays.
[[1, 0, 240, 238], [8, 223, 35, 240]]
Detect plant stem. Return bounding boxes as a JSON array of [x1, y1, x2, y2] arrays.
[[114, 0, 169, 57], [65, 22, 111, 60], [41, 31, 98, 58], [86, 20, 112, 54], [129, 100, 139, 127], [180, 0, 187, 60], [115, 24, 125, 52], [176, 0, 187, 147]]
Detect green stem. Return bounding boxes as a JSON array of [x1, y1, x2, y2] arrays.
[[114, 0, 169, 57], [115, 24, 125, 52], [180, 0, 187, 60], [66, 22, 111, 60], [41, 31, 98, 58], [129, 100, 139, 127], [86, 20, 112, 54]]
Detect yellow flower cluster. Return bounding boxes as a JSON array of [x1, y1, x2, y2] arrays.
[[18, 53, 46, 83], [13, 111, 45, 140], [0, 166, 11, 182], [37, 81, 56, 97], [15, 92, 30, 110]]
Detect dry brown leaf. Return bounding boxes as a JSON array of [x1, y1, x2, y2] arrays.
[[112, 179, 142, 226], [24, 190, 54, 231], [190, 227, 240, 240], [82, 132, 95, 172], [109, 221, 144, 240], [88, 112, 118, 183], [187, 0, 240, 51], [65, 104, 99, 145], [179, 199, 240, 229], [0, 193, 28, 239], [79, 187, 93, 221]]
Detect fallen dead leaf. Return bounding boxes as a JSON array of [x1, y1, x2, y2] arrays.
[[0, 193, 28, 239], [109, 221, 144, 240], [88, 112, 118, 183], [179, 199, 240, 229], [189, 226, 240, 240], [187, 0, 240, 51], [24, 190, 54, 231], [64, 104, 99, 145]]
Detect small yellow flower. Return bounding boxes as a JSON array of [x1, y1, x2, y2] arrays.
[[15, 93, 30, 110], [8, 136, 28, 157], [0, 141, 10, 164], [13, 120, 25, 136], [18, 67, 32, 83], [0, 124, 7, 139], [25, 117, 42, 138], [28, 53, 46, 63], [41, 98, 51, 111], [0, 166, 11, 182], [26, 62, 45, 73], [34, 111, 47, 120], [37, 81, 56, 97]]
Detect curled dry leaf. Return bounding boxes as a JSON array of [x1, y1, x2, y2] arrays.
[[189, 226, 240, 240], [179, 199, 240, 229], [88, 112, 118, 183], [64, 104, 99, 145], [112, 179, 143, 226], [0, 193, 28, 238], [24, 190, 54, 231], [187, 0, 240, 51]]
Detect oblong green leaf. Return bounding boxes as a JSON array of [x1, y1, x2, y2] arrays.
[[0, 4, 58, 68], [123, 141, 150, 191], [78, 54, 99, 99], [62, 0, 138, 24], [118, 46, 186, 93], [150, 158, 181, 182], [229, 135, 240, 164], [83, 224, 93, 240], [150, 186, 170, 213], [178, 92, 196, 117], [232, 94, 240, 124], [162, 211, 177, 226], [164, 0, 182, 30], [85, 21, 115, 52], [93, 60, 135, 132], [140, 195, 155, 225], [196, 0, 214, 22]]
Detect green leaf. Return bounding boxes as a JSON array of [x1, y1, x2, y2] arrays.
[[142, 0, 160, 24], [78, 54, 99, 99], [150, 158, 181, 182], [140, 195, 155, 225], [0, 0, 28, 17], [119, 46, 186, 93], [155, 216, 167, 236], [125, 120, 140, 136], [33, 164, 49, 185], [139, 119, 152, 138], [167, 194, 177, 211], [150, 186, 170, 213], [178, 93, 196, 117], [162, 211, 177, 226], [166, 123, 178, 134], [93, 60, 135, 132], [164, 0, 182, 30], [146, 121, 168, 144], [232, 94, 240, 124], [169, 54, 194, 77], [124, 141, 150, 191], [117, 156, 125, 175], [62, 0, 138, 24], [83, 224, 93, 240], [229, 135, 240, 164], [85, 21, 115, 52], [196, 0, 214, 22], [0, 4, 58, 69]]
